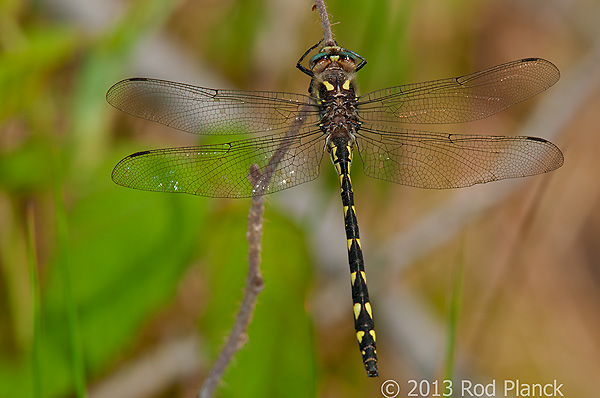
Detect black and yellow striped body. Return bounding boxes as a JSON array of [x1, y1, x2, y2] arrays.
[[329, 140, 378, 377], [306, 45, 378, 377]]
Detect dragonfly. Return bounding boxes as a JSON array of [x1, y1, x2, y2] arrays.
[[107, 41, 564, 377]]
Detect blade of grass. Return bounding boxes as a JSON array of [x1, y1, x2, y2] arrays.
[[51, 146, 87, 398], [26, 202, 41, 398], [443, 242, 465, 387]]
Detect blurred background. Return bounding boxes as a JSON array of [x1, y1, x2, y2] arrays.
[[1, 0, 599, 397]]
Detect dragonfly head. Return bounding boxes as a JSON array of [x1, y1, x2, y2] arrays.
[[309, 46, 365, 75]]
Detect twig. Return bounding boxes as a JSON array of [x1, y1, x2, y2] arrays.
[[198, 170, 265, 398], [198, 167, 265, 398], [314, 0, 334, 45]]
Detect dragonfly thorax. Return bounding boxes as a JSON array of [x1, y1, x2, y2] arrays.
[[317, 78, 360, 144], [312, 69, 357, 99]]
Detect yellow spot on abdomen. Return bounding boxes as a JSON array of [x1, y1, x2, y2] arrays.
[[356, 331, 365, 343], [369, 329, 377, 342], [353, 303, 361, 319], [365, 302, 373, 318], [351, 271, 357, 285]]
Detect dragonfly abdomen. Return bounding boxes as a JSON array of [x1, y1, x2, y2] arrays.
[[329, 139, 379, 377]]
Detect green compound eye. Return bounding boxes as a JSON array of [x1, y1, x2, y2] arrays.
[[339, 51, 359, 64], [309, 52, 328, 65]]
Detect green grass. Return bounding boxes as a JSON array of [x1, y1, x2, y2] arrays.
[[25, 204, 41, 398], [443, 244, 465, 395], [51, 148, 87, 398]]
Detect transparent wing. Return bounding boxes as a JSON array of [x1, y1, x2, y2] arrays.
[[357, 58, 559, 124], [111, 128, 326, 198], [106, 78, 321, 135], [356, 124, 564, 189]]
